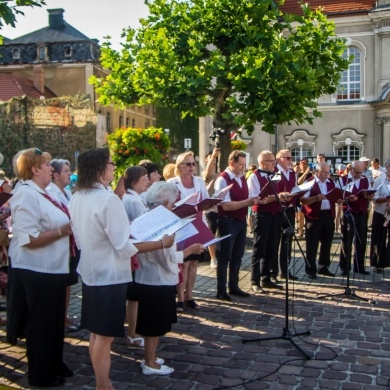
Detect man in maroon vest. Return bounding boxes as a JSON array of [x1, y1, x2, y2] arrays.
[[271, 149, 298, 281], [248, 150, 283, 292], [339, 160, 374, 276], [214, 151, 260, 301], [301, 163, 339, 279]]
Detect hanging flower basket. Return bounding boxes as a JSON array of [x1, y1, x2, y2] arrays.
[[231, 140, 247, 151]]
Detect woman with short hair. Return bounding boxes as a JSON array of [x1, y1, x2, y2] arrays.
[[8, 148, 73, 387]]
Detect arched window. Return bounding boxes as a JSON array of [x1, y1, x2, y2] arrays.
[[337, 145, 360, 162], [291, 146, 312, 161], [37, 45, 48, 61], [285, 129, 316, 160], [64, 45, 72, 58], [337, 46, 361, 101], [12, 48, 21, 60]]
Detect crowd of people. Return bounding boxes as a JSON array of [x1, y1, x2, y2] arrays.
[[0, 147, 388, 389]]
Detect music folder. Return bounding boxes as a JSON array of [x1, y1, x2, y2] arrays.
[[324, 187, 343, 203]]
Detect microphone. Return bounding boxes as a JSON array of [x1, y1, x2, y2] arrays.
[[258, 168, 280, 176]]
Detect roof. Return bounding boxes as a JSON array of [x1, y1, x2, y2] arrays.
[[281, 0, 376, 17], [5, 21, 93, 45], [0, 73, 56, 101]]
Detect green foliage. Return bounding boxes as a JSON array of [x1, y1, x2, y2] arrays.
[[91, 0, 350, 167], [231, 140, 247, 151], [0, 0, 46, 29], [106, 126, 170, 181]]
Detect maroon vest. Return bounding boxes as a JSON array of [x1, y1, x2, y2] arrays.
[[252, 170, 280, 215], [276, 167, 297, 207], [341, 176, 370, 215], [301, 180, 336, 220], [217, 172, 249, 221]]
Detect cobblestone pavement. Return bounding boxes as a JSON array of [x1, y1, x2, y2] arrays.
[[1, 234, 390, 389]]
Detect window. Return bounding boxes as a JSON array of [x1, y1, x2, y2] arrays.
[[131, 119, 136, 128], [332, 129, 365, 162], [64, 45, 72, 59], [106, 113, 111, 132], [119, 115, 123, 128], [291, 146, 312, 161], [285, 129, 316, 160], [337, 146, 360, 162], [126, 118, 129, 127], [37, 45, 48, 61], [337, 46, 361, 101], [12, 48, 21, 60]]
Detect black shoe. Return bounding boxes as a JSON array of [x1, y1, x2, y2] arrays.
[[216, 291, 232, 301], [261, 280, 283, 289], [229, 288, 250, 297], [28, 376, 65, 388], [354, 269, 370, 275], [307, 273, 317, 280], [318, 268, 336, 277]]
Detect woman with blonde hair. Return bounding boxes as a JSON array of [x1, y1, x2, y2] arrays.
[[167, 151, 209, 311], [8, 148, 73, 387]]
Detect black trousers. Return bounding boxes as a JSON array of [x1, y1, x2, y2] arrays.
[[305, 210, 335, 274], [370, 211, 390, 269], [340, 212, 368, 272], [217, 216, 246, 293], [271, 207, 295, 278], [13, 268, 67, 386], [251, 212, 281, 284]]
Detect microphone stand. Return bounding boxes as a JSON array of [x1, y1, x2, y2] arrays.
[[242, 171, 311, 360], [318, 175, 374, 304]]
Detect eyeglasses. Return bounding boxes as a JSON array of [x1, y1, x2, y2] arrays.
[[352, 168, 363, 174], [34, 148, 42, 155], [181, 162, 197, 167], [263, 159, 276, 163], [107, 162, 116, 167], [281, 156, 292, 160]]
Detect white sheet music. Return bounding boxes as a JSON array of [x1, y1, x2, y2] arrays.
[[175, 222, 199, 243], [203, 235, 231, 248], [131, 205, 194, 241]]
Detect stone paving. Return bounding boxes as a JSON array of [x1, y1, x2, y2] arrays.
[[1, 234, 390, 389]]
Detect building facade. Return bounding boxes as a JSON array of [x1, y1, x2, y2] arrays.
[[0, 8, 156, 144]]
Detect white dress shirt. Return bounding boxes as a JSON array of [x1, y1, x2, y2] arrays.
[[373, 175, 390, 215], [122, 189, 149, 223], [46, 182, 72, 206], [69, 183, 138, 286], [302, 176, 331, 210], [135, 244, 183, 286], [9, 180, 70, 274], [214, 168, 244, 202]]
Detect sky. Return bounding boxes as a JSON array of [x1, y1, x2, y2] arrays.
[[0, 0, 150, 51]]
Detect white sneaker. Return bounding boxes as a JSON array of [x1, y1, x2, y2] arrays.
[[210, 259, 217, 269], [142, 364, 174, 376], [140, 358, 165, 368]]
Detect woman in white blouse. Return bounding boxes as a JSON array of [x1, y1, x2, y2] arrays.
[[168, 151, 209, 311], [136, 181, 204, 375], [9, 148, 73, 387], [121, 166, 149, 349], [69, 148, 174, 390], [370, 159, 390, 273]]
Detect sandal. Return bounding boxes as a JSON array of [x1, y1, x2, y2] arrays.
[[184, 299, 199, 310], [126, 336, 145, 349], [176, 301, 184, 312]]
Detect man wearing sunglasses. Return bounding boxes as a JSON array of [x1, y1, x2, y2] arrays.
[[271, 149, 298, 282], [214, 151, 260, 301], [338, 160, 374, 276]]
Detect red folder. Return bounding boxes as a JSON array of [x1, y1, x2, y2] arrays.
[[176, 217, 214, 251], [325, 187, 343, 203]]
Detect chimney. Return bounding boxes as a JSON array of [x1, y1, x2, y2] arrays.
[[33, 65, 45, 94], [48, 8, 65, 29]]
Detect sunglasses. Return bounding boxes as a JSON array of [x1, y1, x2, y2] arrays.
[[34, 148, 43, 155], [182, 162, 197, 167]]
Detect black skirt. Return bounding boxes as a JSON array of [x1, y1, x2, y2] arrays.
[[136, 284, 177, 337], [81, 282, 127, 337]]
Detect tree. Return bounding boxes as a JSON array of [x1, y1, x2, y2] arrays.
[[91, 0, 350, 167], [0, 0, 46, 29]]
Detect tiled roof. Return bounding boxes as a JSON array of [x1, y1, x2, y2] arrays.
[[0, 73, 56, 101], [281, 0, 376, 16], [4, 21, 92, 45]]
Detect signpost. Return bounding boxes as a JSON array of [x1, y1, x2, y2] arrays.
[[184, 138, 192, 150]]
